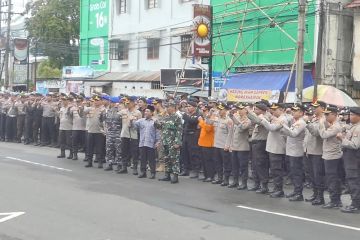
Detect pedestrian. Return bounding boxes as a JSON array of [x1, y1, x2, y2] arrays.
[[70, 97, 87, 160], [247, 102, 269, 193], [337, 106, 360, 213], [228, 103, 251, 190], [57, 97, 73, 159], [156, 101, 183, 184], [15, 95, 26, 143], [40, 95, 57, 147], [280, 104, 307, 201], [133, 105, 160, 179], [103, 97, 123, 171], [319, 105, 343, 209]]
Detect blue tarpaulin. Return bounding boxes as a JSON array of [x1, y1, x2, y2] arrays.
[[222, 71, 314, 91]]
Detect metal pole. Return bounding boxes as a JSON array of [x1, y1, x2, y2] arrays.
[[314, 0, 325, 101], [295, 0, 307, 103], [4, 0, 11, 90], [34, 41, 37, 85], [208, 5, 213, 97], [26, 38, 30, 91]]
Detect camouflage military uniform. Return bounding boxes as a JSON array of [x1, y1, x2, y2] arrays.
[[103, 106, 122, 166], [157, 113, 183, 174]]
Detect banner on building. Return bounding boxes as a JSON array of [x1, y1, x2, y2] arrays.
[[226, 89, 281, 103], [14, 38, 29, 61], [193, 4, 212, 57], [13, 64, 28, 84], [62, 66, 94, 79], [36, 79, 66, 95]]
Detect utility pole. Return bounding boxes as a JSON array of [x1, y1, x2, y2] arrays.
[[314, 0, 325, 101], [4, 0, 11, 90], [295, 0, 307, 103]]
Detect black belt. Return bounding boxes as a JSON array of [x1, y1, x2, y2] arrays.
[[252, 140, 266, 143]]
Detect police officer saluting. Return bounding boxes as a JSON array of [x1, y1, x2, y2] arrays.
[[337, 107, 360, 213]]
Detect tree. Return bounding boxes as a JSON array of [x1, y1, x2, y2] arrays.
[[37, 60, 62, 78], [25, 0, 80, 69]]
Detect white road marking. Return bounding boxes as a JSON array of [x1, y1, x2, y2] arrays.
[[5, 157, 72, 172], [237, 205, 360, 232], [0, 212, 25, 223]]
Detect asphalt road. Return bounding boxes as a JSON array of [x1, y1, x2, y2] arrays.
[[0, 142, 359, 240]]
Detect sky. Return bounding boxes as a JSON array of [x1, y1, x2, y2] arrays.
[[13, 0, 29, 12]]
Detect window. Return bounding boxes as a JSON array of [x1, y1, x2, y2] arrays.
[[148, 0, 158, 9], [119, 0, 127, 14], [147, 39, 160, 59], [181, 35, 192, 58], [109, 40, 129, 60], [151, 81, 161, 89]]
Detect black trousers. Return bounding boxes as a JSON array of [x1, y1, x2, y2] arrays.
[[232, 151, 250, 182], [324, 159, 342, 203], [201, 147, 215, 179], [24, 116, 34, 142], [140, 147, 156, 174], [303, 154, 315, 186], [86, 133, 106, 163], [182, 133, 201, 173], [16, 114, 25, 141], [309, 155, 325, 192], [343, 149, 360, 207], [289, 156, 304, 194], [0, 113, 6, 140], [5, 116, 17, 141], [269, 153, 285, 191], [32, 117, 42, 143], [251, 141, 269, 185], [41, 117, 55, 144], [59, 130, 72, 150], [72, 130, 85, 153], [121, 137, 139, 167], [214, 147, 231, 179]]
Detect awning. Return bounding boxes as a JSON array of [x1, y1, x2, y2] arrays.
[[222, 71, 314, 92], [170, 27, 193, 37], [136, 31, 161, 39], [95, 71, 160, 82], [84, 82, 112, 87], [346, 0, 360, 8]]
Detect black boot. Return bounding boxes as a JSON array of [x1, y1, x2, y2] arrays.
[[67, 151, 73, 159], [237, 180, 247, 190], [85, 159, 93, 168], [270, 190, 285, 198], [220, 176, 229, 187], [312, 191, 325, 205], [117, 166, 128, 174], [289, 194, 304, 202], [98, 159, 104, 168], [305, 189, 317, 202], [159, 172, 171, 181], [256, 183, 269, 194], [190, 171, 199, 179], [104, 164, 113, 171], [133, 166, 138, 175], [138, 172, 147, 178], [248, 183, 260, 191], [57, 149, 65, 158], [228, 178, 239, 188], [179, 171, 189, 176], [171, 174, 179, 184], [72, 152, 78, 160], [149, 173, 156, 179]]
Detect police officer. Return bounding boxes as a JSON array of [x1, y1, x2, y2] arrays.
[[57, 97, 73, 159], [259, 103, 288, 198], [103, 97, 123, 171], [181, 101, 201, 178], [246, 102, 269, 193], [24, 95, 35, 144], [117, 96, 142, 174], [6, 96, 18, 142], [319, 105, 343, 209], [70, 97, 87, 160], [33, 96, 43, 146], [228, 103, 251, 190], [84, 96, 106, 168], [15, 95, 26, 143], [281, 104, 307, 201], [304, 101, 326, 205], [156, 101, 183, 184], [338, 107, 360, 213], [40, 95, 57, 146]]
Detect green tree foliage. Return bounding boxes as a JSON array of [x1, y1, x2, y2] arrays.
[[25, 0, 80, 69], [37, 60, 62, 78]]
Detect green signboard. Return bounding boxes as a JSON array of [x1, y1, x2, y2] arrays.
[[211, 0, 316, 74], [80, 0, 109, 71]]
